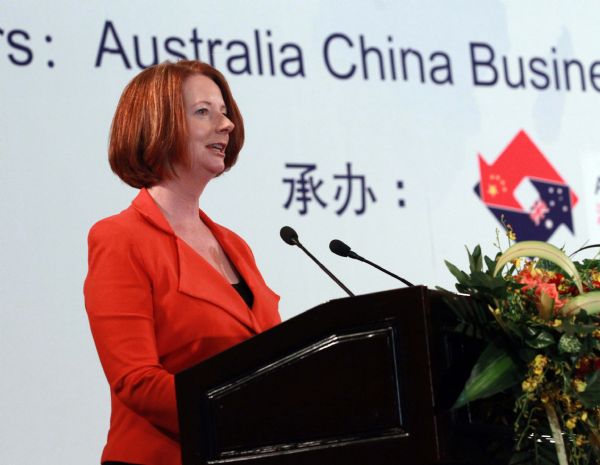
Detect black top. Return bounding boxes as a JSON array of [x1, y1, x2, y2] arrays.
[[232, 277, 254, 309]]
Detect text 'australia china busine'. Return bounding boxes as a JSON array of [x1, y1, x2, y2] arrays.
[[92, 20, 600, 92]]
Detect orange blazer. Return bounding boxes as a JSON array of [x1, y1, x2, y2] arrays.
[[84, 188, 281, 465]]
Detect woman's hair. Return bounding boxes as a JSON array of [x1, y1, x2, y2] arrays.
[[109, 60, 244, 188]]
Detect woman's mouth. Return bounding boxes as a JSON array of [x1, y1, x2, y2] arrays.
[[207, 143, 226, 156]]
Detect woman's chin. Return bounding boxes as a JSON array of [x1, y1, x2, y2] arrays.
[[209, 163, 226, 177], [188, 161, 226, 180]]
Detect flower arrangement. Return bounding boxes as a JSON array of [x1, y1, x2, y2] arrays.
[[443, 232, 600, 465]]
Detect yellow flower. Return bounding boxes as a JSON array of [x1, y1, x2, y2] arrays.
[[532, 355, 548, 369], [580, 411, 588, 422], [507, 228, 516, 241], [575, 435, 586, 447], [522, 379, 537, 392], [530, 267, 542, 278], [566, 417, 577, 429], [573, 379, 587, 393], [551, 319, 562, 327], [560, 394, 573, 410]]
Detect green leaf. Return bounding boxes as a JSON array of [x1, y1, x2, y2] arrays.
[[525, 330, 555, 349], [468, 245, 483, 273], [453, 342, 521, 408], [484, 255, 497, 275], [509, 446, 560, 465], [444, 260, 470, 286], [538, 290, 555, 321], [440, 292, 492, 340], [570, 243, 600, 258], [557, 334, 582, 354], [578, 370, 600, 409], [561, 291, 600, 316], [471, 271, 507, 289], [493, 241, 583, 293]]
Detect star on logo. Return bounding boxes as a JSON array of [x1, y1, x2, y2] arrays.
[[487, 174, 507, 197]]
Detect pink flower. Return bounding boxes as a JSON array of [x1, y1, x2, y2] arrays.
[[515, 265, 565, 319]]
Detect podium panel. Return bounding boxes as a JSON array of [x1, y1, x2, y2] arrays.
[[176, 286, 451, 465]]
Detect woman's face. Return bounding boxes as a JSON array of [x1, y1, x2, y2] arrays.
[[181, 74, 234, 180]]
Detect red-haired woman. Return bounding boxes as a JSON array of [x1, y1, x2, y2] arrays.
[[84, 61, 281, 465]]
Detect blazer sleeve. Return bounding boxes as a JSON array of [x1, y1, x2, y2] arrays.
[[84, 219, 178, 435]]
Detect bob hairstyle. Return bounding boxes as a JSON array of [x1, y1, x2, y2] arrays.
[[109, 60, 244, 188]]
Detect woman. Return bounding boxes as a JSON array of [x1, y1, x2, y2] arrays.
[[84, 60, 281, 465]]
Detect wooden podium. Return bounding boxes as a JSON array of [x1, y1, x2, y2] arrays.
[[175, 286, 492, 465]]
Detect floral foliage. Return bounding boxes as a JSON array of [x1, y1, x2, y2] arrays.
[[443, 236, 600, 465]]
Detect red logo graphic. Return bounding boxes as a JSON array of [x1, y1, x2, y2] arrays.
[[475, 130, 578, 241]]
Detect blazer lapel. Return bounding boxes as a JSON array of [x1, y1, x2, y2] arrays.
[[203, 212, 280, 332], [176, 238, 257, 333], [132, 189, 257, 333]]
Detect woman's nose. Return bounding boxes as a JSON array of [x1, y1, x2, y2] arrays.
[[218, 114, 235, 133]]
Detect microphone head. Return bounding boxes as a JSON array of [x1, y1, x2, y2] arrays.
[[329, 239, 352, 257], [280, 226, 299, 246]]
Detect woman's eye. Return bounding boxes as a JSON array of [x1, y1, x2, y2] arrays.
[[195, 108, 208, 115]]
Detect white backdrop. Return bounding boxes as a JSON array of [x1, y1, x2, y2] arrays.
[[2, 1, 600, 462]]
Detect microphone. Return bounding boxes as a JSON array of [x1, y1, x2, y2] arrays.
[[280, 226, 354, 297], [280, 226, 299, 246], [329, 239, 414, 287]]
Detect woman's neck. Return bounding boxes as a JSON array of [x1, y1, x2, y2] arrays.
[[147, 178, 207, 228]]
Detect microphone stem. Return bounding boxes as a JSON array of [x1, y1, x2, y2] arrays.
[[296, 242, 355, 296], [356, 256, 414, 287]]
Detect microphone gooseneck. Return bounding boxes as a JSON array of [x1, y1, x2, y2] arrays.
[[328, 239, 415, 287], [280, 226, 355, 297]]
